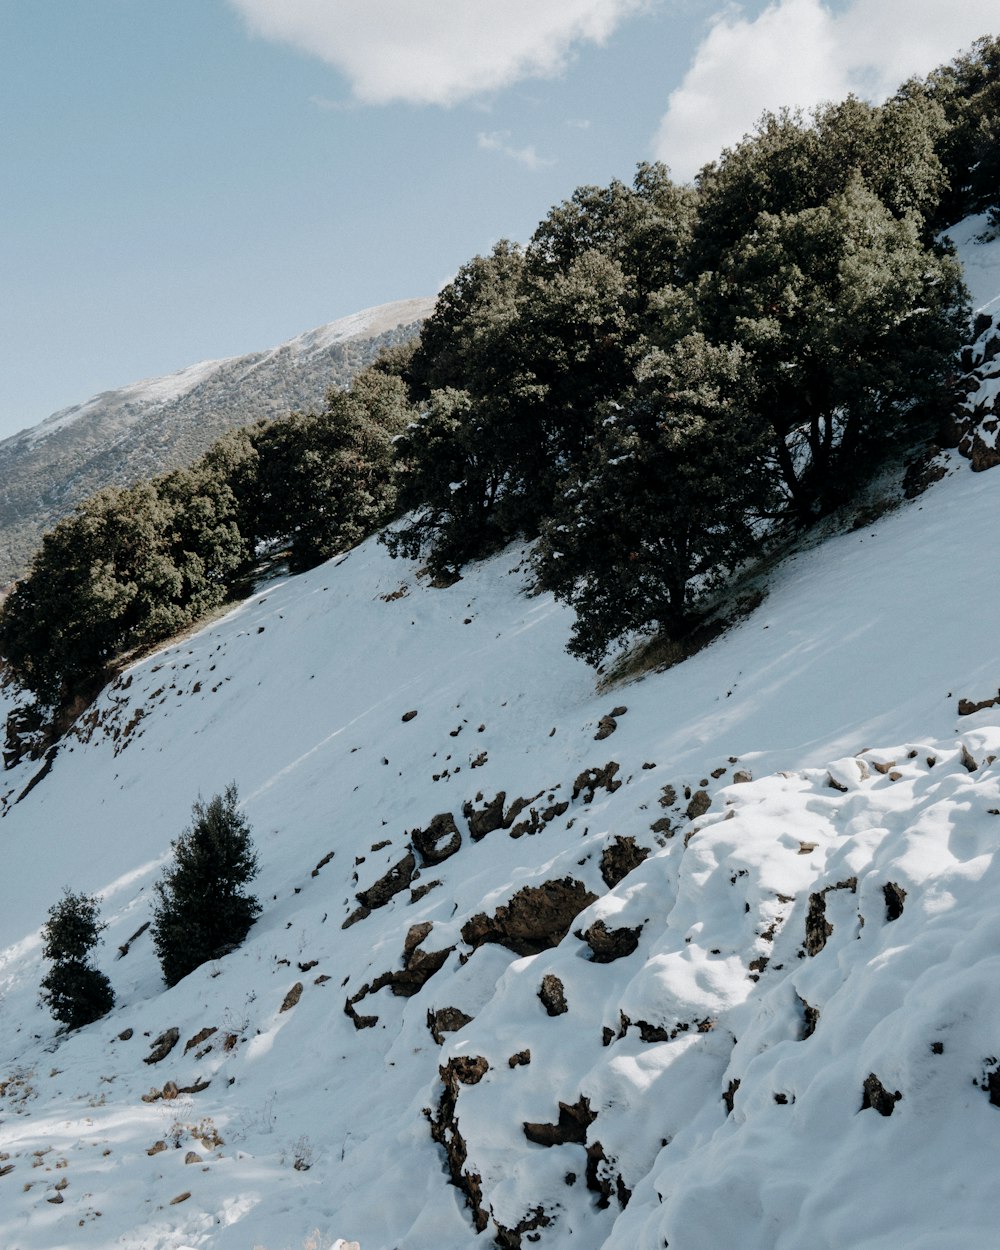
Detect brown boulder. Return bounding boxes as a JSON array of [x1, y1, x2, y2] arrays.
[[462, 878, 599, 957], [411, 813, 462, 866]]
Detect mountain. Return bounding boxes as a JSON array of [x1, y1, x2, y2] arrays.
[[0, 221, 996, 1250], [0, 296, 434, 587]]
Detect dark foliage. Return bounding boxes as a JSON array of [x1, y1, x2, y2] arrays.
[[39, 890, 114, 1029], [536, 335, 775, 662], [152, 785, 261, 987]]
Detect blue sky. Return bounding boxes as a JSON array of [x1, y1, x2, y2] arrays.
[[0, 0, 993, 438]]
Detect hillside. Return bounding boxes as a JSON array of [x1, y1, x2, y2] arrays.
[[0, 222, 996, 1250], [0, 297, 433, 587]]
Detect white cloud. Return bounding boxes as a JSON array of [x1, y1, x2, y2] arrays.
[[654, 0, 994, 180], [478, 130, 557, 170], [229, 0, 649, 106]]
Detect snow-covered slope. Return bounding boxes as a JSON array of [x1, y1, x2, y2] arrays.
[[0, 234, 997, 1250]]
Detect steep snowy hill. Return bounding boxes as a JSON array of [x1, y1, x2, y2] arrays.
[[0, 226, 997, 1250], [0, 297, 433, 587]]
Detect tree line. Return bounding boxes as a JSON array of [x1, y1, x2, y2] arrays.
[[1, 36, 995, 704]]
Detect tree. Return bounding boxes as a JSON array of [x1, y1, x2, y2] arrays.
[[251, 366, 412, 572], [0, 483, 184, 707], [700, 175, 968, 522], [536, 334, 774, 663], [907, 35, 1000, 228], [39, 890, 115, 1029], [152, 785, 261, 987]]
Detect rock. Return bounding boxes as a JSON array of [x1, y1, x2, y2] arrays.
[[169, 1192, 191, 1205], [723, 1078, 741, 1115], [117, 1028, 134, 1041], [463, 792, 507, 841], [411, 813, 462, 866], [144, 1028, 179, 1065], [958, 691, 1000, 716], [146, 1141, 167, 1156], [355, 851, 416, 912], [3, 703, 52, 770], [685, 790, 711, 821], [804, 892, 833, 956], [586, 1139, 630, 1210], [523, 1095, 596, 1147], [403, 922, 434, 960], [961, 743, 979, 772], [344, 997, 379, 1031], [861, 1073, 902, 1116], [311, 850, 335, 877], [462, 878, 599, 957], [161, 1081, 179, 1101], [582, 919, 642, 963], [609, 706, 627, 718], [732, 769, 752, 784], [401, 709, 418, 722], [572, 762, 621, 804], [280, 983, 303, 1012], [508, 1050, 531, 1068], [427, 1006, 474, 1045], [883, 881, 907, 922], [804, 878, 857, 956], [594, 716, 618, 741], [600, 835, 650, 888], [797, 994, 820, 1040], [984, 1062, 1000, 1107], [184, 1026, 217, 1054], [184, 1151, 202, 1165], [538, 974, 568, 1017], [428, 1057, 492, 1234], [116, 920, 150, 960]]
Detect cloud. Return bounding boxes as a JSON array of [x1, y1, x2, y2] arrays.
[[653, 0, 994, 180], [478, 130, 557, 170], [229, 0, 649, 106]]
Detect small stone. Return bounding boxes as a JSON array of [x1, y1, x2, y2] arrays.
[[184, 1151, 202, 1165], [169, 1191, 191, 1205], [280, 982, 304, 1012], [147, 1141, 167, 1156], [117, 1027, 134, 1041], [538, 974, 568, 1017], [401, 710, 418, 722], [144, 1027, 180, 1065]]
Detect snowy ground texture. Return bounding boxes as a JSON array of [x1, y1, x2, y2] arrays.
[[0, 221, 997, 1250]]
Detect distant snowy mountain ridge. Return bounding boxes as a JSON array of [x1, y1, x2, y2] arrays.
[[0, 296, 433, 586]]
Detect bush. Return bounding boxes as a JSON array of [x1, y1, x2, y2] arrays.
[[152, 785, 261, 987], [39, 890, 115, 1029]]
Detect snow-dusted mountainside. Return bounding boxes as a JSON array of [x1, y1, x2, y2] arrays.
[[0, 228, 997, 1250], [0, 297, 433, 587]]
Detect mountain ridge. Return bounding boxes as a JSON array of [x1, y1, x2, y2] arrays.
[[0, 296, 433, 586]]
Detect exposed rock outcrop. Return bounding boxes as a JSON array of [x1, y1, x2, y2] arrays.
[[462, 878, 599, 957]]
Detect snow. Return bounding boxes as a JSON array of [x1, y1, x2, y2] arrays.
[[11, 297, 435, 451], [0, 224, 996, 1248]]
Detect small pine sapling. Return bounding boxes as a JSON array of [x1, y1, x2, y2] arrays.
[[152, 784, 261, 987], [39, 890, 115, 1029]]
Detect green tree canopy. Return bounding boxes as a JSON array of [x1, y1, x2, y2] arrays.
[[152, 785, 261, 987]]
